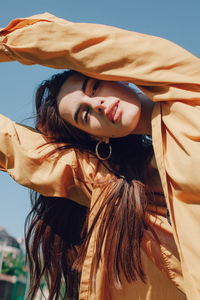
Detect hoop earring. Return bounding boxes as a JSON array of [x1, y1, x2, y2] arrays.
[[95, 140, 112, 161]]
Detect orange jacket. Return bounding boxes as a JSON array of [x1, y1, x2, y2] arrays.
[[1, 13, 200, 300]]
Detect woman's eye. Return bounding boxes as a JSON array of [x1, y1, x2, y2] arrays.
[[83, 107, 90, 124], [91, 80, 100, 96]]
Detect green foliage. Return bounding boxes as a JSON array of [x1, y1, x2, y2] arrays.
[[1, 252, 27, 277]]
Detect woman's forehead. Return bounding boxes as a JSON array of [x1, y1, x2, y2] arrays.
[[57, 73, 86, 102]]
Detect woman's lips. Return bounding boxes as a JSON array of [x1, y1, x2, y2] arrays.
[[106, 101, 122, 123]]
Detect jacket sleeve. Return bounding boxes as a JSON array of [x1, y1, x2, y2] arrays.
[[0, 12, 200, 102], [152, 99, 200, 300], [0, 113, 94, 207]]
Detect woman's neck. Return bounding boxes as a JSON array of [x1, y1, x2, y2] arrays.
[[132, 92, 154, 135]]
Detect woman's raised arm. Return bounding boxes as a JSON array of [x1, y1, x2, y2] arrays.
[[1, 12, 200, 101], [0, 113, 93, 207]]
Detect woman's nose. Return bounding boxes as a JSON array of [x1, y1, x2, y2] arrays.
[[93, 99, 106, 114]]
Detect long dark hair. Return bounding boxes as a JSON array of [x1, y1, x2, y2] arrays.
[[25, 70, 153, 300]]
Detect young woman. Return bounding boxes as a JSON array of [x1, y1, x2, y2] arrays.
[[0, 13, 200, 300]]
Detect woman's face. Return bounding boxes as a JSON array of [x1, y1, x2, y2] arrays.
[[57, 73, 141, 138]]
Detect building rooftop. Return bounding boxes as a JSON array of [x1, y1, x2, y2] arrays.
[[0, 227, 20, 249]]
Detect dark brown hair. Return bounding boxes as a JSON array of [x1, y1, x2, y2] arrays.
[[25, 70, 153, 300]]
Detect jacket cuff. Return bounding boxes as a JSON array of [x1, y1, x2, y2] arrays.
[[0, 38, 14, 62]]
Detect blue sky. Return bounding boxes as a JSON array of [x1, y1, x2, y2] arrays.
[[1, 0, 200, 239]]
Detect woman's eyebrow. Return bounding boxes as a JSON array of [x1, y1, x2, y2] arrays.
[[74, 77, 89, 123], [74, 106, 81, 124], [82, 77, 89, 93]]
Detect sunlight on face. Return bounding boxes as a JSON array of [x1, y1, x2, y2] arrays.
[[58, 74, 141, 138]]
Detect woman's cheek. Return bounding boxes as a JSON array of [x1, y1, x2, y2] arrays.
[[122, 105, 140, 129]]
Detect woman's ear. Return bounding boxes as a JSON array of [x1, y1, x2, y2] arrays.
[[91, 135, 110, 144], [102, 137, 110, 144]]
